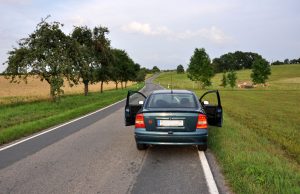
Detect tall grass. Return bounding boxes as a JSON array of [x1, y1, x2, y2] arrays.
[[154, 65, 300, 193]]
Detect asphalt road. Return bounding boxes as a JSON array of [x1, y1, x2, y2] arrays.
[[0, 76, 227, 194]]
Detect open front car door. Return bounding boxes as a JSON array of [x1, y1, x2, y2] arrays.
[[199, 90, 223, 127], [125, 91, 147, 126]]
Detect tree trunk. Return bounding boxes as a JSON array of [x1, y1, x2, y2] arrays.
[[121, 82, 124, 89], [50, 84, 55, 101], [100, 81, 104, 93], [84, 83, 89, 96], [115, 82, 118, 90], [125, 81, 127, 88]]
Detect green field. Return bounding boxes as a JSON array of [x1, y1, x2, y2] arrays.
[[155, 65, 300, 194], [0, 83, 144, 145]]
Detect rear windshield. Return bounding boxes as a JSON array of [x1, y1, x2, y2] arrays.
[[146, 93, 198, 108]]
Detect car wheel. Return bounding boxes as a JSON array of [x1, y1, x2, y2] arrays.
[[197, 144, 207, 151], [136, 143, 147, 150]]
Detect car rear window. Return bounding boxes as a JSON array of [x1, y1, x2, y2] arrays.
[[146, 93, 198, 108]]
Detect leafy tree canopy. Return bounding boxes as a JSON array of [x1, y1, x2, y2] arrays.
[[251, 58, 271, 84], [221, 72, 228, 88], [152, 66, 160, 73], [187, 48, 214, 88], [176, 64, 184, 74], [212, 51, 263, 73], [4, 17, 77, 101], [71, 26, 94, 95], [227, 70, 237, 89]]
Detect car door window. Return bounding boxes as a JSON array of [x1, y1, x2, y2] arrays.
[[199, 90, 222, 127], [125, 91, 146, 126]]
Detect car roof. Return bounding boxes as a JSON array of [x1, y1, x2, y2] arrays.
[[151, 90, 194, 94]]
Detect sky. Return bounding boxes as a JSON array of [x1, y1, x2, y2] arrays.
[[0, 0, 299, 72]]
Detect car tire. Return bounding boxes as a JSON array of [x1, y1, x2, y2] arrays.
[[136, 143, 147, 150], [197, 144, 207, 151]]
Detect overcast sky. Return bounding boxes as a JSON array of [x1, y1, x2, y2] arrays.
[[1, 0, 299, 72]]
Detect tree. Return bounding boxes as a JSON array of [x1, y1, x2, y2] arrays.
[[129, 63, 142, 84], [271, 60, 284, 65], [91, 26, 112, 93], [93, 65, 110, 93], [109, 49, 122, 89], [220, 72, 228, 88], [187, 48, 214, 88], [227, 70, 237, 89], [135, 67, 147, 82], [251, 58, 271, 84], [71, 26, 94, 96], [152, 66, 160, 73], [176, 64, 184, 74], [290, 57, 300, 64], [212, 51, 263, 73], [284, 58, 290, 64], [110, 48, 135, 89], [4, 17, 77, 101]]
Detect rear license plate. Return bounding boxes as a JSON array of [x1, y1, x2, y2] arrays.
[[157, 120, 184, 127]]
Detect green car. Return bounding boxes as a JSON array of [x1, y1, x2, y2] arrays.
[[125, 90, 222, 151]]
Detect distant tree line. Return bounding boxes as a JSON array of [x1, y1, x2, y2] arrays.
[[271, 58, 300, 65], [3, 17, 146, 101], [212, 51, 267, 73], [186, 48, 272, 88]]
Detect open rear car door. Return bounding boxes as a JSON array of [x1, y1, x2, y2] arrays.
[[125, 91, 147, 126], [199, 90, 223, 127]]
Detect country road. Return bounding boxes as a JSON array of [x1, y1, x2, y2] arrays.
[[0, 76, 227, 194]]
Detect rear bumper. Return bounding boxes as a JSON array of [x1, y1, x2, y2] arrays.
[[134, 128, 208, 145]]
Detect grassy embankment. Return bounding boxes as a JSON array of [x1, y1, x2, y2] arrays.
[[154, 64, 300, 194], [0, 83, 144, 145]]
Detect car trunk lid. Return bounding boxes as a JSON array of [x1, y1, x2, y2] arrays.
[[143, 112, 199, 132]]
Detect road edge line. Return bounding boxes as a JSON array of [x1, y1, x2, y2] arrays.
[[0, 85, 147, 152], [0, 98, 127, 152], [198, 151, 219, 194]]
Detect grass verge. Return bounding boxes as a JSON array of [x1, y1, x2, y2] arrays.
[[154, 65, 300, 193], [0, 83, 144, 145]]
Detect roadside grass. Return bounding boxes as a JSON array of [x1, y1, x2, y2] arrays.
[[154, 65, 300, 194], [210, 113, 300, 194], [0, 83, 144, 145]]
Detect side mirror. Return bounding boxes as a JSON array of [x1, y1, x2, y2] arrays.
[[203, 100, 209, 105], [138, 101, 144, 105]]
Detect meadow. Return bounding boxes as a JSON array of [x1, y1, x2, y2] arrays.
[[155, 64, 300, 194]]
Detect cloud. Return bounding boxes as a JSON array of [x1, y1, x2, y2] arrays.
[[122, 22, 232, 44], [0, 0, 32, 5], [177, 26, 232, 44], [121, 22, 170, 36]]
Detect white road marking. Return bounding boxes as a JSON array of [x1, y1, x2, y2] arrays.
[[198, 151, 219, 194], [0, 85, 147, 152], [0, 99, 126, 152]]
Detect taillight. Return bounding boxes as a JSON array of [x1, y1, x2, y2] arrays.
[[135, 113, 145, 128], [196, 114, 207, 129]]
